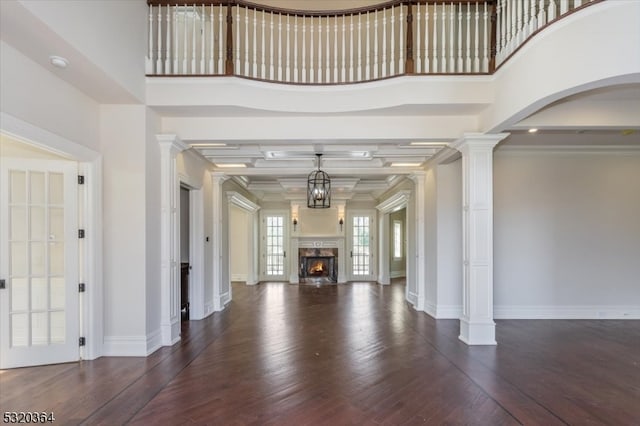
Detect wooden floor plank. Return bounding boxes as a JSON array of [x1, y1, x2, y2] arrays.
[[1, 280, 638, 424]]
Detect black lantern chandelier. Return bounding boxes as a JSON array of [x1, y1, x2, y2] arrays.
[[307, 153, 331, 208]]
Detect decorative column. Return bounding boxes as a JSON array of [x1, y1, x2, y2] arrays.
[[452, 133, 508, 345], [377, 213, 390, 285], [211, 172, 229, 311], [157, 134, 189, 346], [409, 172, 426, 311]]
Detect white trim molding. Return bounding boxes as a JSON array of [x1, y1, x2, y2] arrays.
[[494, 305, 640, 319], [157, 134, 189, 346], [227, 191, 260, 285], [409, 172, 426, 311], [212, 172, 230, 311]]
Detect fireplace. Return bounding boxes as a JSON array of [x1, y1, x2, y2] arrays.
[[299, 248, 338, 283]]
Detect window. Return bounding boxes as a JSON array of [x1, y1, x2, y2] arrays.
[[352, 216, 370, 275], [393, 220, 403, 259]]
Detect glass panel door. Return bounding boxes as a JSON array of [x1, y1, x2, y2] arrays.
[[1, 159, 79, 369], [261, 212, 287, 281], [350, 213, 375, 280]]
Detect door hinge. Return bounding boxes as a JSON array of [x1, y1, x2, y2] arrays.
[[78, 175, 85, 185], [0, 279, 5, 289], [78, 229, 85, 239], [79, 337, 86, 347], [79, 283, 85, 293]]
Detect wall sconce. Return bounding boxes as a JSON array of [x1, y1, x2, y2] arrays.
[[293, 218, 298, 231], [339, 218, 344, 231]]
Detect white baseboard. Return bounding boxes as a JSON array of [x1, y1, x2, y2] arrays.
[[424, 301, 462, 319], [231, 274, 247, 282], [204, 301, 214, 317], [146, 329, 162, 355], [390, 271, 406, 279], [221, 291, 231, 307], [407, 291, 418, 307], [103, 335, 148, 357], [494, 305, 640, 319]]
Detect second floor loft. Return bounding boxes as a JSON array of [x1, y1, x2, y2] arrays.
[[146, 0, 601, 84]]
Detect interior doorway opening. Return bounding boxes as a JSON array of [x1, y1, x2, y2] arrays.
[[179, 186, 190, 321]]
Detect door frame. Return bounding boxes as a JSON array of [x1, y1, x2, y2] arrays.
[[1, 112, 103, 361], [259, 209, 290, 282]]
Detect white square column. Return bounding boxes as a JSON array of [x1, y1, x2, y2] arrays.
[[452, 133, 508, 345]]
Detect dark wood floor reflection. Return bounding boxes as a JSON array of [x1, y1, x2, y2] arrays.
[[1, 281, 639, 425]]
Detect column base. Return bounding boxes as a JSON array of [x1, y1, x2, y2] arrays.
[[458, 317, 497, 345]]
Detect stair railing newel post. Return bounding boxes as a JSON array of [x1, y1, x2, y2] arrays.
[[489, 0, 498, 73], [405, 2, 414, 74], [225, 1, 234, 75]]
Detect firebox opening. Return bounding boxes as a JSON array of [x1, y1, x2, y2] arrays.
[[299, 248, 338, 284]]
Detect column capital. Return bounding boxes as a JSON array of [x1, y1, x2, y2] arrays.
[[408, 170, 426, 183], [210, 171, 230, 184], [157, 134, 190, 154], [451, 133, 510, 153]]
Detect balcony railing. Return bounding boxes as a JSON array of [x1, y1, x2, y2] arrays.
[[146, 0, 601, 84]]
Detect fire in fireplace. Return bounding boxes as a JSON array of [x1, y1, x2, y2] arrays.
[[299, 248, 338, 283]]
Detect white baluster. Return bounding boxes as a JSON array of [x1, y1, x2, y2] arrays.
[[326, 17, 330, 83], [302, 17, 306, 83], [349, 14, 354, 82], [448, 2, 454, 73], [482, 3, 488, 72], [433, 4, 438, 72], [382, 8, 387, 77], [341, 15, 346, 82], [209, 6, 214, 74], [474, 2, 479, 72], [466, 3, 471, 72], [500, 0, 507, 60], [529, 0, 537, 37], [548, 0, 557, 22], [310, 17, 315, 83], [416, 4, 421, 73], [334, 15, 339, 83], [457, 3, 462, 72], [218, 6, 223, 74], [278, 13, 283, 81], [251, 9, 264, 78], [166, 6, 172, 73], [516, 0, 524, 45], [424, 4, 429, 73], [183, 6, 188, 74], [286, 14, 291, 82], [294, 15, 299, 83], [575, 0, 583, 8], [174, 6, 179, 73], [374, 10, 379, 79], [232, 5, 242, 75], [441, 3, 446, 72], [191, 5, 196, 74], [259, 11, 264, 78], [147, 5, 153, 73], [537, 0, 546, 29], [318, 16, 323, 82], [399, 5, 404, 74], [357, 13, 362, 80], [560, 0, 568, 14], [366, 12, 370, 80], [270, 12, 274, 80], [200, 6, 205, 74], [390, 6, 395, 75], [244, 10, 249, 77], [156, 6, 163, 73]]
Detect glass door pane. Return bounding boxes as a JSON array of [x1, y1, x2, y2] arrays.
[[352, 215, 371, 276], [265, 216, 284, 276]]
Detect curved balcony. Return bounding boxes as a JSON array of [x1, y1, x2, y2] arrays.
[[146, 0, 601, 84]]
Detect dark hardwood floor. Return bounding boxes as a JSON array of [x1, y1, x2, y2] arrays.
[[1, 280, 639, 425]]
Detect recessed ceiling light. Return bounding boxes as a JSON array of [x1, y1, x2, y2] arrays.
[[391, 162, 422, 167], [528, 128, 538, 133], [215, 163, 246, 168], [49, 56, 68, 69], [191, 143, 227, 147]]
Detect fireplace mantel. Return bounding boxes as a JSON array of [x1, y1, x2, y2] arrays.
[[290, 235, 346, 283]]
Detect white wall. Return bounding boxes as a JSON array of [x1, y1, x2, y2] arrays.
[[494, 150, 640, 318], [298, 207, 340, 236], [230, 205, 249, 281], [0, 41, 100, 151], [17, 0, 147, 102], [100, 105, 148, 345]]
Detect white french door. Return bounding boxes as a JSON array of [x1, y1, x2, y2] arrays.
[[260, 212, 288, 281], [0, 159, 79, 368], [348, 212, 375, 281]]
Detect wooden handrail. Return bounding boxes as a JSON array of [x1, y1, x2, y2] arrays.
[[147, 0, 491, 17]]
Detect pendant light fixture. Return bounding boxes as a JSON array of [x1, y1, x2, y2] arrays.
[[307, 153, 331, 208]]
